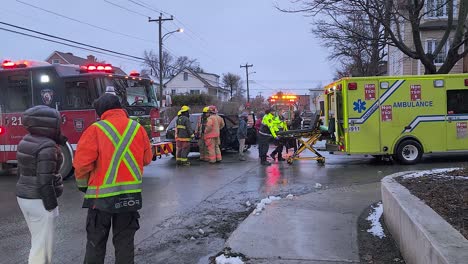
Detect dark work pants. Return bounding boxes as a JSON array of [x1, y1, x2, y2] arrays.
[[257, 133, 270, 161], [270, 142, 284, 159], [84, 209, 140, 264]]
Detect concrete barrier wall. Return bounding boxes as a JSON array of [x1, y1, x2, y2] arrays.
[[382, 173, 468, 264]]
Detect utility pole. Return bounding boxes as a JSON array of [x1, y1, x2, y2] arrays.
[[149, 13, 173, 108], [240, 63, 253, 103]]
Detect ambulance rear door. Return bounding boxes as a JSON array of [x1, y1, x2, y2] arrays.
[[446, 76, 468, 150]]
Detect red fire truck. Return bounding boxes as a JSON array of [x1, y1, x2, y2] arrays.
[[0, 60, 172, 178]]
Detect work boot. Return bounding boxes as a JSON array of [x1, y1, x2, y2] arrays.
[[239, 156, 246, 161], [260, 157, 271, 166], [182, 161, 191, 166]]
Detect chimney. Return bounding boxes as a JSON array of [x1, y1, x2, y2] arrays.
[[87, 55, 96, 62]]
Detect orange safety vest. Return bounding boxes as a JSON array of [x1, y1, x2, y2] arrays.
[[74, 109, 152, 199]]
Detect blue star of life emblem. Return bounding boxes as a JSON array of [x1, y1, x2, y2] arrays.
[[353, 99, 366, 113]]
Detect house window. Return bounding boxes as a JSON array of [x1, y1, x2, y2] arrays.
[[171, 89, 176, 95], [183, 72, 188, 81], [190, 90, 200, 95], [52, 59, 60, 64], [426, 40, 448, 64], [426, 0, 452, 18]]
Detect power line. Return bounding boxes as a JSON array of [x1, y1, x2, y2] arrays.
[[0, 21, 145, 61], [0, 26, 142, 63], [16, 0, 153, 43], [104, 0, 150, 18]]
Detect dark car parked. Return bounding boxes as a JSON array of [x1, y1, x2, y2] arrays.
[[165, 113, 257, 155]]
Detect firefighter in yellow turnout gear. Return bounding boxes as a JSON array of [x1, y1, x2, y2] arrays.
[[196, 107, 210, 161], [175, 105, 193, 166]]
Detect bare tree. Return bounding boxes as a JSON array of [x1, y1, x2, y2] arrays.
[[143, 50, 203, 79], [222, 73, 245, 101], [311, 2, 387, 76], [279, 0, 468, 74]]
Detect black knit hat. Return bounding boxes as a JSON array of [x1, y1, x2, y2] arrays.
[[93, 93, 122, 117]]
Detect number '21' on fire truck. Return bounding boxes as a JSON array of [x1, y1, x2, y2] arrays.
[[0, 59, 173, 177], [323, 73, 468, 164]]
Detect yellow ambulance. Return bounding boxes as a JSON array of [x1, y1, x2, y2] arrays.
[[323, 74, 468, 164]]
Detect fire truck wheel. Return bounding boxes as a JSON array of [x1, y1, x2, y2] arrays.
[[396, 140, 422, 165], [59, 144, 74, 180]]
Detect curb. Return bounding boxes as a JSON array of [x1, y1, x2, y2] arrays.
[[382, 172, 468, 264]]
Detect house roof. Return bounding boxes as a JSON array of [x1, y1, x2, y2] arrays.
[[166, 68, 223, 89], [46, 51, 127, 75]]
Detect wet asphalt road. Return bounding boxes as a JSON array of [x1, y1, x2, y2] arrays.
[[1, 146, 467, 264]]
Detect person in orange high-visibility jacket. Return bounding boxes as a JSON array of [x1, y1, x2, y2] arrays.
[[73, 93, 152, 264], [204, 106, 219, 164], [212, 106, 225, 162]]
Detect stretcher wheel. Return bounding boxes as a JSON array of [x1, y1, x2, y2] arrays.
[[317, 158, 325, 164]]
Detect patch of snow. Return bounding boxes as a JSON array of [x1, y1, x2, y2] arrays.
[[366, 202, 385, 239], [198, 229, 205, 235], [253, 196, 282, 216], [190, 236, 196, 240], [314, 183, 322, 188], [286, 194, 294, 199], [401, 168, 461, 179], [215, 255, 244, 264], [245, 201, 251, 207]]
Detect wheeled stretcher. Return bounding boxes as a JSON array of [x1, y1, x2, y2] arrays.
[[277, 114, 327, 165]]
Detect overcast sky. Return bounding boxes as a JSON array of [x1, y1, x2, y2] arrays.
[[0, 0, 335, 97]]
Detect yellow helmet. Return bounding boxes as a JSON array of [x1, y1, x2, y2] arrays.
[[180, 105, 190, 112], [202, 106, 210, 113], [177, 110, 182, 116]]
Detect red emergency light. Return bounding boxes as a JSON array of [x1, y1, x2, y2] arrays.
[[2, 60, 15, 69], [129, 71, 140, 77], [0, 126, 5, 135], [337, 84, 342, 91], [465, 79, 468, 86], [80, 64, 114, 73], [348, 82, 357, 90]]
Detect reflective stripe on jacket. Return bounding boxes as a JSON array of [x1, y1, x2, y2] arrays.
[[73, 109, 152, 201], [260, 113, 277, 138], [175, 115, 193, 141], [204, 115, 219, 139]]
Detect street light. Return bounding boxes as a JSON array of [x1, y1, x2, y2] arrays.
[[158, 28, 183, 107]]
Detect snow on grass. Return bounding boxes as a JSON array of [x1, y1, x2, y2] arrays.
[[253, 196, 281, 215], [400, 168, 462, 179], [314, 183, 322, 188], [366, 202, 385, 239], [215, 255, 244, 264]]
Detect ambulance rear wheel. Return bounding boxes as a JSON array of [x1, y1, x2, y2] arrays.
[[59, 144, 74, 180], [396, 140, 422, 165]]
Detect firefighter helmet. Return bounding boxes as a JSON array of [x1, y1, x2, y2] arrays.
[[202, 106, 210, 113], [180, 105, 190, 112], [208, 105, 217, 113]]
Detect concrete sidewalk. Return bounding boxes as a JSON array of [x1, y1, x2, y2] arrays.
[[226, 182, 381, 264]]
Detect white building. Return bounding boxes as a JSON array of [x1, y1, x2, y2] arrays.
[[164, 68, 230, 101]]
